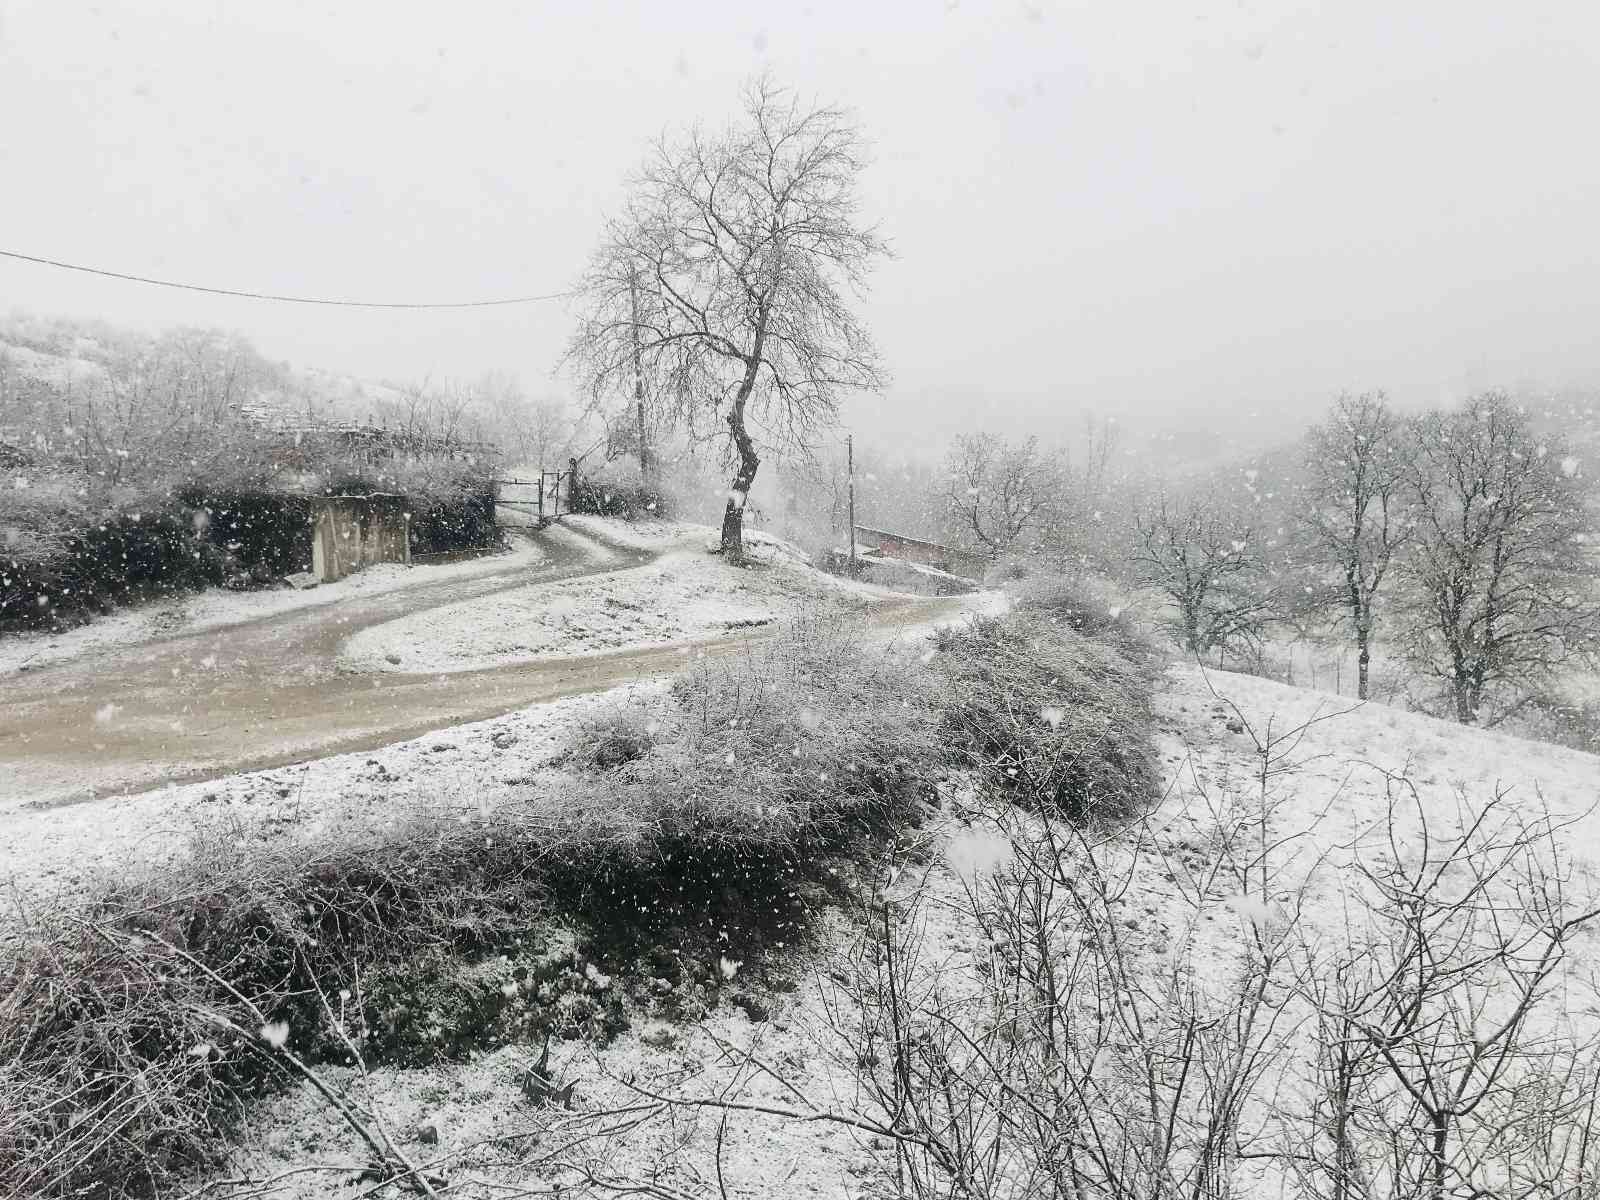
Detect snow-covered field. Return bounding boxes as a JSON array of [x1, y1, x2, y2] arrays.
[[339, 520, 901, 673], [0, 533, 549, 677]]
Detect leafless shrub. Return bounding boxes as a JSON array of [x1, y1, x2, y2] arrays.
[[572, 611, 944, 855], [1273, 777, 1600, 1200], [0, 810, 560, 1197], [0, 612, 944, 1196], [613, 679, 1600, 1200], [568, 699, 670, 772], [931, 603, 1161, 821]]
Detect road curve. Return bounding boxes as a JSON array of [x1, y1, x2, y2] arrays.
[[0, 526, 961, 812]]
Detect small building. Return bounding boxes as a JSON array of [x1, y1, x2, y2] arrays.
[[309, 494, 410, 582], [853, 524, 989, 581]]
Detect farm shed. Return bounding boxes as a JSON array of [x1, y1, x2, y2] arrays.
[[853, 524, 989, 580], [309, 494, 410, 582]]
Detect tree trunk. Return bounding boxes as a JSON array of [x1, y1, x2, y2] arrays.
[[1428, 1113, 1449, 1200], [635, 397, 654, 488], [629, 271, 655, 488], [1356, 624, 1371, 701], [720, 395, 760, 562]]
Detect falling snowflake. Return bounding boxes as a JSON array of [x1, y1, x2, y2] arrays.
[[946, 827, 1013, 883]]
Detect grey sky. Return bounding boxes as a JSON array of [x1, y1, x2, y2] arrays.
[[2, 1, 1598, 452]]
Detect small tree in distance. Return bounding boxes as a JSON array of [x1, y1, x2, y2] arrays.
[[1134, 489, 1277, 660], [1398, 391, 1600, 723], [1299, 390, 1411, 699], [565, 76, 888, 562], [942, 432, 1063, 558]]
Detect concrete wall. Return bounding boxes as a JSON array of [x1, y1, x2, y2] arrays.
[[310, 495, 410, 582]]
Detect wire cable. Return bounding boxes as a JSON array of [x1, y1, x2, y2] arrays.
[[0, 247, 576, 309]]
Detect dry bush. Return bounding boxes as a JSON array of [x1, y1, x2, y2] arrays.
[[567, 699, 668, 772], [1011, 574, 1159, 662], [574, 612, 945, 855], [0, 810, 563, 1198], [932, 598, 1161, 821]]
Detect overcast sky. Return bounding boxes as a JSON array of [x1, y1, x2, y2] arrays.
[[2, 1, 1598, 451]]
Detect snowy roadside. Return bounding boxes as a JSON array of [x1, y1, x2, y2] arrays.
[[0, 531, 555, 677], [339, 518, 912, 674], [2, 528, 996, 910], [1, 679, 657, 914]]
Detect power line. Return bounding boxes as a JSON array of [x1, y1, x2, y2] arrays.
[[0, 247, 577, 309]]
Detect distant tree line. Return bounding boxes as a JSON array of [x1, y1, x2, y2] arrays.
[[1128, 390, 1599, 724], [749, 389, 1597, 728]]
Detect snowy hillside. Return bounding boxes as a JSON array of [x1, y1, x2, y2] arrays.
[[0, 311, 409, 435]]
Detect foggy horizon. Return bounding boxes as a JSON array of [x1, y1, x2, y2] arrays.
[[4, 1, 1600, 452]]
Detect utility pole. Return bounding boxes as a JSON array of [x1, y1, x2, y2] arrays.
[[629, 270, 652, 486], [847, 433, 857, 576]]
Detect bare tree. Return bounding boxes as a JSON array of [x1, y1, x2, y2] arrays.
[[565, 76, 888, 561], [1398, 392, 1600, 724], [1134, 490, 1276, 659], [943, 432, 1063, 558], [1300, 391, 1411, 699], [477, 372, 576, 474], [71, 328, 272, 492], [1282, 774, 1600, 1200]]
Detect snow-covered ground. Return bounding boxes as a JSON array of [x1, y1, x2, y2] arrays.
[[3, 518, 992, 907], [340, 519, 903, 673], [2, 681, 649, 911], [0, 533, 551, 677], [148, 656, 1600, 1199]]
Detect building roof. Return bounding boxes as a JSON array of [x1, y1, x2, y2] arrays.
[[853, 524, 985, 560]]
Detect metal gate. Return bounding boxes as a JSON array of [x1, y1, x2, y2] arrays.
[[493, 464, 573, 526]]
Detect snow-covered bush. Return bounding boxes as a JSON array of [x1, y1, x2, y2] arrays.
[[932, 596, 1161, 821], [573, 612, 943, 855]]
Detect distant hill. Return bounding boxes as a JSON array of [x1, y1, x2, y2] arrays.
[[0, 310, 415, 442]]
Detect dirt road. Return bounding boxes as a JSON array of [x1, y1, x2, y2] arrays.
[[0, 526, 959, 812]]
